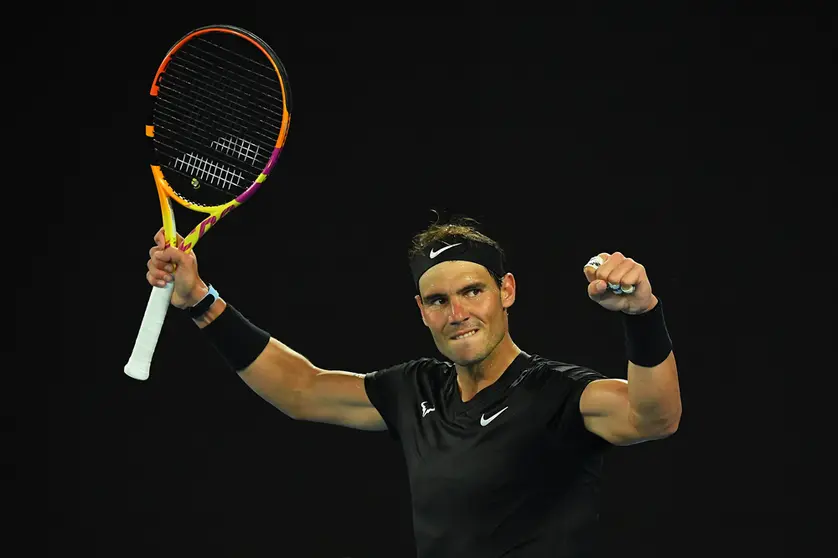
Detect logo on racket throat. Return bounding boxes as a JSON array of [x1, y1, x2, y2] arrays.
[[178, 204, 237, 252]]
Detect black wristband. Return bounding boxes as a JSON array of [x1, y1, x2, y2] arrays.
[[201, 303, 271, 372], [622, 299, 673, 368]]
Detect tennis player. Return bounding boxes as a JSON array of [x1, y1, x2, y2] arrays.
[[145, 217, 681, 558]]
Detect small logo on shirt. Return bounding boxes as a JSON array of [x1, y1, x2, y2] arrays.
[[420, 401, 436, 417], [480, 406, 509, 426]]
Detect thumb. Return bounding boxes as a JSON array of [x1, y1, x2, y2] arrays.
[[587, 279, 608, 300]]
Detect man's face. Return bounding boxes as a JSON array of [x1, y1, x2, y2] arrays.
[[415, 261, 515, 366]]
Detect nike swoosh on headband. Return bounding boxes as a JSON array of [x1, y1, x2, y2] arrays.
[[429, 243, 461, 258]]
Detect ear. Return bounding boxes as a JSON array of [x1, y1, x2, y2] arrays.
[[500, 273, 516, 309], [415, 294, 429, 327]]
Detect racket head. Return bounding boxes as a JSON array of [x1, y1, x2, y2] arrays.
[[146, 24, 292, 250]]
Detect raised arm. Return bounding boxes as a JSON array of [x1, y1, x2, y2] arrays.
[[579, 253, 682, 446], [199, 298, 386, 430], [146, 230, 386, 431]]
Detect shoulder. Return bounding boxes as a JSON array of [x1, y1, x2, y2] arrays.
[[516, 353, 607, 391], [363, 357, 452, 420], [367, 357, 450, 379], [364, 357, 452, 392]]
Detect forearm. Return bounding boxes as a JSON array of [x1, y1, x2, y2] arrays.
[[196, 299, 317, 419], [627, 352, 681, 435], [622, 297, 682, 435]]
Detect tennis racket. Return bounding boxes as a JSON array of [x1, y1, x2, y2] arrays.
[[123, 24, 292, 381]]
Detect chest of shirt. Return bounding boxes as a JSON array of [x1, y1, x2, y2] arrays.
[[403, 387, 582, 525], [404, 385, 567, 476]]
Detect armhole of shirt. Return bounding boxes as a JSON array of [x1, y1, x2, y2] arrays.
[[549, 365, 611, 451], [364, 371, 401, 440], [569, 373, 613, 452], [364, 359, 433, 441]]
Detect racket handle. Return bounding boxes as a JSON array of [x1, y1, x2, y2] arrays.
[[124, 282, 174, 380]]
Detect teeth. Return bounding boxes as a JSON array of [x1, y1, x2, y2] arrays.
[[454, 330, 477, 340]]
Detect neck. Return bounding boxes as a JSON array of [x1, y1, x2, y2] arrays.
[[456, 334, 521, 402]]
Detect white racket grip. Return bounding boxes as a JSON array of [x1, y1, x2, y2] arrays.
[[124, 282, 174, 380]]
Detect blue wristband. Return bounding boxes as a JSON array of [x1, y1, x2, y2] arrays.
[[188, 284, 219, 318]]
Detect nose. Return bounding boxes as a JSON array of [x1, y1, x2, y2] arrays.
[[448, 298, 469, 324]]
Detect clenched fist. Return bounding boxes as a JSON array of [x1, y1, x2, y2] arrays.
[[583, 252, 658, 315]]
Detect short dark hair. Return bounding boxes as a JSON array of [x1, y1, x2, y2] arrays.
[[408, 213, 506, 287]]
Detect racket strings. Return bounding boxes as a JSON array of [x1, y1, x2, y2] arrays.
[[154, 82, 277, 163], [161, 57, 284, 139], [154, 129, 252, 195], [153, 32, 287, 205], [191, 36, 278, 87], [153, 112, 260, 196], [156, 76, 279, 150], [164, 39, 284, 138], [190, 36, 286, 116], [162, 162, 240, 204]]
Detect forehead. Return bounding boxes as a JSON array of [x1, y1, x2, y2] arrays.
[[418, 261, 494, 295]]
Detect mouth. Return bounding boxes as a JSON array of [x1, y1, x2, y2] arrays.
[[450, 329, 479, 341]]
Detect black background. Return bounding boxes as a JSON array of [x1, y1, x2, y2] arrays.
[[11, 4, 832, 557]]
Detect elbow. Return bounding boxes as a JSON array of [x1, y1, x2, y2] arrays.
[[281, 385, 315, 422], [636, 419, 678, 442], [281, 403, 306, 421], [257, 390, 309, 421], [667, 399, 683, 434], [655, 405, 682, 439], [632, 404, 681, 441], [658, 417, 680, 439]]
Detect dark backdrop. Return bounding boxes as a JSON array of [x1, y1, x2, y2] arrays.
[[12, 5, 831, 558]]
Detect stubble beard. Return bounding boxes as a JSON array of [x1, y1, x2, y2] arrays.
[[447, 327, 505, 367]]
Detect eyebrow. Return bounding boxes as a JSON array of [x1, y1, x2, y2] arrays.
[[423, 281, 488, 302]]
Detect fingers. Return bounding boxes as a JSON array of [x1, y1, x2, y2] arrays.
[[148, 241, 175, 271], [584, 252, 644, 294], [149, 250, 175, 273], [584, 251, 624, 286], [600, 255, 633, 288], [147, 248, 175, 288], [147, 247, 183, 285], [146, 267, 173, 288], [615, 264, 644, 292], [153, 227, 186, 249], [147, 228, 189, 288], [583, 253, 610, 283], [154, 246, 189, 266]]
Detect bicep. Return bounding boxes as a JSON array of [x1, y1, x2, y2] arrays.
[[579, 378, 649, 446], [298, 368, 387, 431]]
